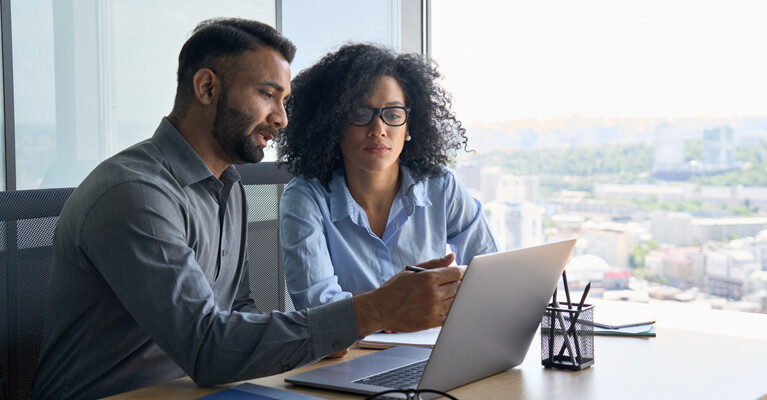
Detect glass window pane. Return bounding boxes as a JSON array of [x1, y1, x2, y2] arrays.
[[432, 1, 767, 313], [282, 0, 401, 76], [11, 0, 275, 189], [274, 0, 402, 161]]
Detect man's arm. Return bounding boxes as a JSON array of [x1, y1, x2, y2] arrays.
[[81, 181, 359, 386], [353, 254, 462, 337]]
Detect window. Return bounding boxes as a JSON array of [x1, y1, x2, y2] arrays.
[[433, 0, 767, 313], [270, 0, 421, 161], [10, 0, 275, 189]]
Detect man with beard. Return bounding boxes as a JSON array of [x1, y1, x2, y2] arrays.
[[32, 18, 463, 400]]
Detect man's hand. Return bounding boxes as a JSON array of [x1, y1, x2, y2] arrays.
[[324, 348, 350, 359], [353, 254, 463, 337]]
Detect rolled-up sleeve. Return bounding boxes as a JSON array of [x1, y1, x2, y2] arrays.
[[80, 180, 359, 386]]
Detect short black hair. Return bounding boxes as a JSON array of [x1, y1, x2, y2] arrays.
[[170, 18, 296, 119], [276, 43, 468, 188]]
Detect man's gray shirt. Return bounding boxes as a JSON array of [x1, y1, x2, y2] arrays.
[[32, 119, 359, 399]]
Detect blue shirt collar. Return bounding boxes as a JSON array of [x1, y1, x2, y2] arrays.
[[327, 166, 432, 224]]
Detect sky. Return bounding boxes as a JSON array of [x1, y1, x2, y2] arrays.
[[431, 0, 767, 123], [12, 0, 767, 127]]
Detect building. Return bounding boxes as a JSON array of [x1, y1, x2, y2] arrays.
[[692, 217, 767, 244], [594, 182, 695, 203], [651, 211, 767, 246], [645, 247, 705, 288], [581, 222, 636, 268], [455, 163, 482, 192], [700, 185, 767, 208], [652, 122, 685, 173], [702, 126, 736, 171], [706, 248, 761, 300], [479, 167, 504, 203], [565, 254, 611, 289], [484, 200, 544, 251], [650, 212, 693, 246]]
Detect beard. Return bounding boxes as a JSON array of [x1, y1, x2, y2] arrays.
[[212, 87, 277, 164]]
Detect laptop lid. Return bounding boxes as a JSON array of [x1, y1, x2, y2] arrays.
[[418, 239, 576, 391], [285, 239, 576, 395]]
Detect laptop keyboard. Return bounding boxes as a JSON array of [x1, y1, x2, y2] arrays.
[[354, 360, 428, 389]]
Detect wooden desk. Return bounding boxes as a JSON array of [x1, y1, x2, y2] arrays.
[[108, 303, 767, 400]]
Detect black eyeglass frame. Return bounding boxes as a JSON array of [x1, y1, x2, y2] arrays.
[[347, 106, 412, 127], [364, 388, 459, 400]]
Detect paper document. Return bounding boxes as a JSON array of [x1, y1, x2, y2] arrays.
[[594, 323, 656, 337], [358, 327, 441, 349], [593, 300, 656, 329]]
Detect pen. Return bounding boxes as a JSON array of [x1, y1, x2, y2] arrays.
[[557, 282, 592, 362], [567, 282, 592, 335], [548, 288, 557, 364], [551, 300, 578, 366], [576, 282, 591, 311], [562, 271, 573, 310], [405, 265, 426, 273], [556, 271, 577, 364]]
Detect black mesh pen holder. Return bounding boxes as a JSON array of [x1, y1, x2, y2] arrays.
[[541, 303, 594, 370]]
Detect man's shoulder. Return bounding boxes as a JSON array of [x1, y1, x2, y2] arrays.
[[69, 140, 181, 212], [100, 139, 172, 182]]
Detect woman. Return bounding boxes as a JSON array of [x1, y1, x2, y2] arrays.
[[276, 43, 497, 310]]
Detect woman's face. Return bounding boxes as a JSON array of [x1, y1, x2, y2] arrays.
[[340, 76, 408, 177]]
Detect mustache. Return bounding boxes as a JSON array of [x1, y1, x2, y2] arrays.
[[252, 123, 279, 139]]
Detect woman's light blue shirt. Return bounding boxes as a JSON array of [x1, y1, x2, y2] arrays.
[[280, 166, 498, 310]]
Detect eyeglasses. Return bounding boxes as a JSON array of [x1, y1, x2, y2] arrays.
[[364, 388, 459, 400], [348, 106, 411, 127]]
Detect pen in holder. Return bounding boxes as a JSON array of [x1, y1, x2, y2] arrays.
[[541, 302, 595, 370]]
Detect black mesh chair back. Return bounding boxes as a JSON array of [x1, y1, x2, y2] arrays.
[[236, 162, 295, 312], [0, 188, 75, 400]]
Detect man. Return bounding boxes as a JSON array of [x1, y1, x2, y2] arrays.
[[32, 18, 463, 399]]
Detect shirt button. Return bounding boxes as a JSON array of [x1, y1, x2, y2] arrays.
[[331, 342, 342, 351], [281, 364, 291, 372], [221, 250, 226, 257]]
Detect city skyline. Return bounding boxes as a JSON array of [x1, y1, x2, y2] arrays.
[[457, 115, 767, 153]]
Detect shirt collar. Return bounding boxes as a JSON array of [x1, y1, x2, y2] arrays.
[[328, 170, 355, 223], [327, 166, 432, 223], [398, 166, 432, 214], [152, 117, 240, 187]]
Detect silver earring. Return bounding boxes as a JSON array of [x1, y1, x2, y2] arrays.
[[405, 134, 412, 141]]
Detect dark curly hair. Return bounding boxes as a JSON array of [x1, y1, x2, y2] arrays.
[[276, 43, 468, 188]]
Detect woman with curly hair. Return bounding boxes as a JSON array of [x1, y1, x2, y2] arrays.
[[276, 43, 497, 312]]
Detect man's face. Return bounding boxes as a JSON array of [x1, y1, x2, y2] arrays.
[[212, 48, 291, 164]]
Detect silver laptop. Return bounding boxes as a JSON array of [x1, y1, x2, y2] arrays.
[[285, 239, 576, 397]]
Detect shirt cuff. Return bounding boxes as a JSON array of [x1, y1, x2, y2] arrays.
[[306, 297, 359, 357]]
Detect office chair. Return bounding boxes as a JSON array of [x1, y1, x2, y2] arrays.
[[236, 162, 296, 312], [0, 188, 75, 400]]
